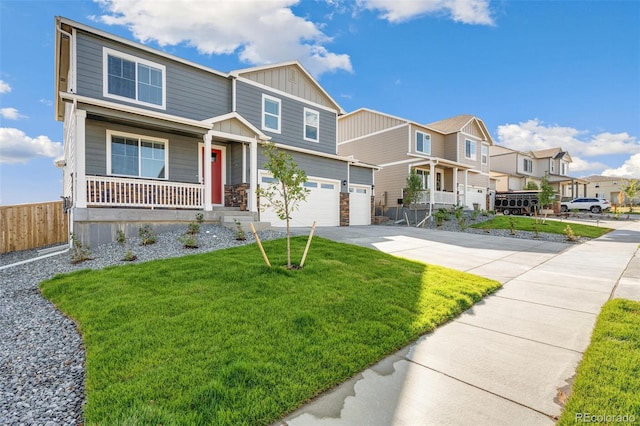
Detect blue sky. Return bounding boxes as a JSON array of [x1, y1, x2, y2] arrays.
[[1, 0, 639, 205]]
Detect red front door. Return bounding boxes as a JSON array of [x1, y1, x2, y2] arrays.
[[202, 147, 223, 204]]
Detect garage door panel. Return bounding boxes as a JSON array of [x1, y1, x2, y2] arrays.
[[349, 185, 372, 226], [259, 171, 339, 227]]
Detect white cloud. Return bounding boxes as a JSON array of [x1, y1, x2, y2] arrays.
[[0, 80, 11, 94], [496, 119, 640, 157], [94, 0, 352, 77], [496, 119, 640, 175], [0, 128, 63, 164], [1, 108, 25, 120], [602, 154, 640, 178], [357, 0, 494, 25]]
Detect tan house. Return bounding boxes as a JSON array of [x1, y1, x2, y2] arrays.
[[338, 109, 493, 213], [584, 175, 637, 205], [490, 145, 587, 198]]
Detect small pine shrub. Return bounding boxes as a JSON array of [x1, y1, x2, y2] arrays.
[[116, 229, 126, 246], [508, 216, 517, 235], [564, 224, 578, 241], [70, 233, 92, 264], [187, 222, 200, 235], [122, 250, 137, 262], [178, 234, 199, 248], [195, 213, 204, 224], [138, 224, 157, 246], [234, 219, 247, 241]]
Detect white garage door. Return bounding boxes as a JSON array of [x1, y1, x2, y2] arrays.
[[258, 171, 340, 227], [349, 185, 371, 226]]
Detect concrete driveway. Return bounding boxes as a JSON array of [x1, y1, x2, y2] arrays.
[[278, 220, 640, 425]]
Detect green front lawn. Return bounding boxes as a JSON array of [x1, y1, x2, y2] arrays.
[[471, 216, 612, 239], [41, 237, 500, 425], [558, 299, 640, 425]]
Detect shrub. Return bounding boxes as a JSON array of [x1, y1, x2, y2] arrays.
[[70, 233, 92, 264], [178, 234, 199, 249], [116, 229, 126, 246], [234, 219, 247, 241], [138, 224, 157, 246]]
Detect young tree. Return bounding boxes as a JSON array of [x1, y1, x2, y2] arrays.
[[256, 142, 309, 268], [524, 181, 539, 190], [537, 174, 555, 223], [621, 179, 640, 212], [404, 168, 424, 224]]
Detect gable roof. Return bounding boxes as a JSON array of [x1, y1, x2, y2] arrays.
[[229, 61, 344, 114], [425, 114, 494, 144], [532, 148, 572, 162]]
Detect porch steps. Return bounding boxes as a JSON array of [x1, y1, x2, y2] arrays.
[[221, 211, 271, 233]]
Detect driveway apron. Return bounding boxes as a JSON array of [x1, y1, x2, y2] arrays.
[[279, 221, 640, 426]]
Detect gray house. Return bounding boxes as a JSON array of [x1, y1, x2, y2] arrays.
[[54, 17, 375, 245]]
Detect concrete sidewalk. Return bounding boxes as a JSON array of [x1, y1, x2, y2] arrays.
[[278, 221, 640, 425]]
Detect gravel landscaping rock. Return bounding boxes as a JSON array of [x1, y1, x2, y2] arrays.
[[0, 225, 284, 426], [0, 216, 588, 425]]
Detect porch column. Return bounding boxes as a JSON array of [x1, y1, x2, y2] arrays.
[[429, 160, 435, 208], [242, 143, 247, 183], [204, 130, 213, 211], [250, 138, 258, 213], [75, 109, 87, 208], [452, 167, 458, 204], [463, 170, 468, 208]]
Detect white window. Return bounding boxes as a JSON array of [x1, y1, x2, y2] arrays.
[[523, 158, 533, 173], [465, 139, 477, 160], [561, 162, 568, 175], [416, 131, 431, 154], [107, 130, 168, 179], [416, 169, 429, 190], [321, 183, 335, 190], [550, 161, 556, 173], [303, 181, 318, 188], [262, 94, 281, 133], [304, 108, 319, 142], [103, 48, 166, 109], [481, 145, 488, 165]]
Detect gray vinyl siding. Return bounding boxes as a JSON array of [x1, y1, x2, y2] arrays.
[[228, 143, 246, 184], [349, 165, 373, 186], [85, 120, 200, 183], [257, 148, 348, 191], [236, 81, 337, 155], [75, 31, 231, 120]]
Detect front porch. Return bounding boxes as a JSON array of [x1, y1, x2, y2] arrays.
[[415, 189, 457, 205], [85, 175, 251, 211]]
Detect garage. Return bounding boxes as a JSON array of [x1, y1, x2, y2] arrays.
[[349, 185, 372, 225], [258, 170, 340, 227]]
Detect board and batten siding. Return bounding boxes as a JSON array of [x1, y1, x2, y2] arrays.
[[84, 120, 201, 183], [236, 81, 337, 156], [338, 110, 406, 143], [257, 148, 348, 191], [338, 125, 409, 166], [239, 66, 336, 110], [75, 31, 231, 120]]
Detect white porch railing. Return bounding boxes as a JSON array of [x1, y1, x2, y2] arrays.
[[416, 190, 457, 205], [86, 176, 204, 209]]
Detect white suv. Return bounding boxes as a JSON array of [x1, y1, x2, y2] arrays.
[[560, 198, 611, 213]]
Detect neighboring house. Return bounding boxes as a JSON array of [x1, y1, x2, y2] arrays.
[[490, 146, 587, 198], [337, 109, 493, 213], [584, 175, 638, 205], [489, 145, 539, 191], [54, 17, 375, 245]]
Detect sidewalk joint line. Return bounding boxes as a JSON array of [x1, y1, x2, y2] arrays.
[[404, 357, 557, 421], [493, 295, 598, 316], [454, 320, 585, 354]]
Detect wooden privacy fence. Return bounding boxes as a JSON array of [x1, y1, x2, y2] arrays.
[[1, 201, 69, 254]]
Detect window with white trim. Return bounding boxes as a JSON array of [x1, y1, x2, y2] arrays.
[[465, 139, 477, 160], [103, 48, 166, 109], [304, 108, 319, 142], [523, 158, 533, 173], [561, 161, 568, 175], [481, 145, 488, 165], [416, 169, 429, 189], [416, 131, 431, 155], [262, 94, 281, 133], [107, 131, 168, 179]]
